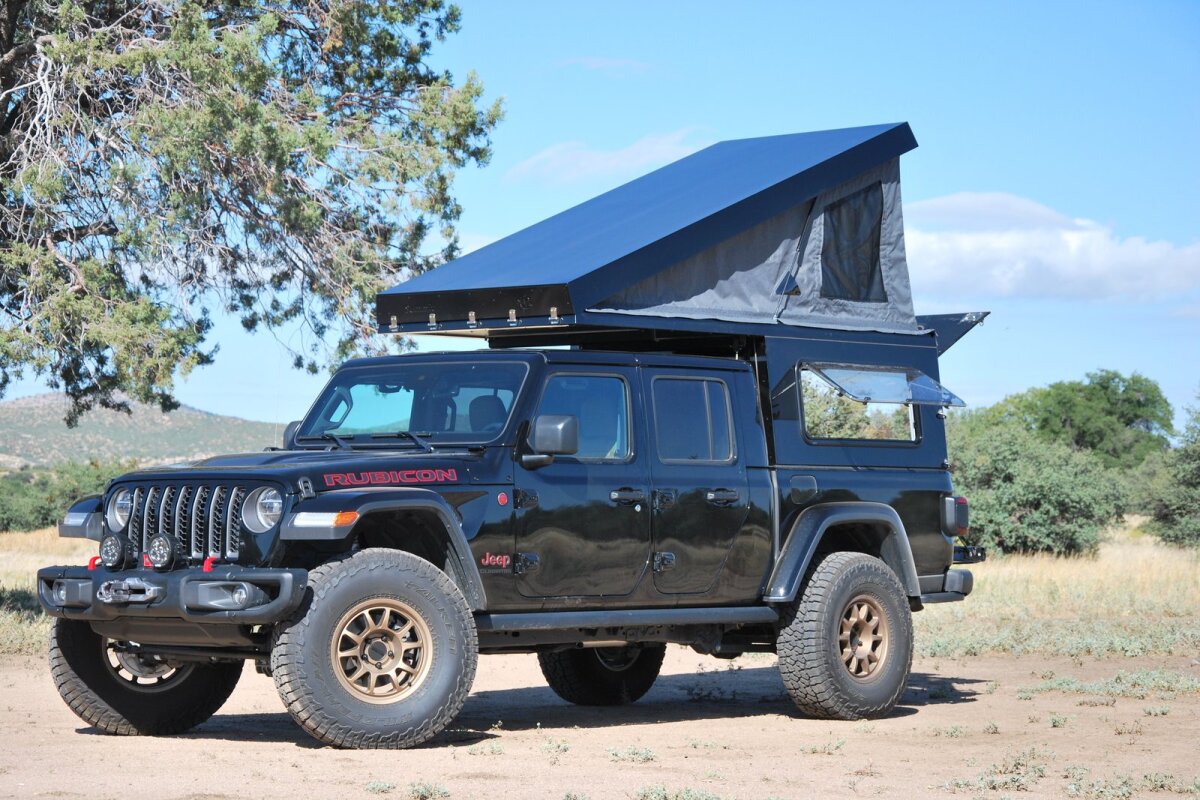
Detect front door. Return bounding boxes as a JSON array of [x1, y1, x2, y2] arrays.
[[644, 370, 749, 594], [513, 368, 652, 599]]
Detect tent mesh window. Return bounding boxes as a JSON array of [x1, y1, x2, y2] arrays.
[[819, 182, 887, 303]]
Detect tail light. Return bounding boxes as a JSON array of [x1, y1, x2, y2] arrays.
[[942, 495, 969, 537]]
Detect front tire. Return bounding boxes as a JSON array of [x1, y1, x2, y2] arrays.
[[777, 552, 913, 720], [538, 644, 666, 705], [49, 618, 242, 735], [270, 548, 477, 749]]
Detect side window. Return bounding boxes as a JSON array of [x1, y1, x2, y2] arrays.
[[537, 375, 630, 461], [819, 182, 887, 303], [652, 378, 734, 463], [800, 368, 916, 442], [452, 386, 515, 434]]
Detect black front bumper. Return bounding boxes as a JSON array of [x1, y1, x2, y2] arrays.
[[37, 564, 308, 626]]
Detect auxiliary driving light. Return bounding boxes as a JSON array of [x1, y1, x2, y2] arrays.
[[146, 534, 175, 569], [99, 535, 127, 569]]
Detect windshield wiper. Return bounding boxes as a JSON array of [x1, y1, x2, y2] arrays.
[[296, 432, 351, 450], [369, 431, 434, 453]]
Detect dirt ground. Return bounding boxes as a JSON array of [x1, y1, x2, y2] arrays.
[[1, 648, 1197, 800]]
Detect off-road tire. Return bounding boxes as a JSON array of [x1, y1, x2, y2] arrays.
[[777, 552, 913, 720], [270, 548, 477, 749], [49, 617, 242, 735], [538, 644, 666, 705]]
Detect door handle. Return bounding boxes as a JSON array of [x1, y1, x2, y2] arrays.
[[609, 488, 646, 505], [705, 488, 740, 506]]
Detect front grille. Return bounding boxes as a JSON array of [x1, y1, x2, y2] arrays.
[[124, 482, 254, 563]]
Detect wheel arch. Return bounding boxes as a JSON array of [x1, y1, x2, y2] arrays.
[[763, 502, 921, 604], [280, 489, 486, 610]]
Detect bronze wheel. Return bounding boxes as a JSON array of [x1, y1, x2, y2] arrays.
[[49, 618, 241, 736], [330, 598, 433, 704], [271, 548, 478, 749], [838, 594, 890, 681], [777, 552, 912, 720], [104, 641, 195, 693]]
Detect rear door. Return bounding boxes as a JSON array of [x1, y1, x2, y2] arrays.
[[513, 367, 652, 599], [644, 370, 749, 594]]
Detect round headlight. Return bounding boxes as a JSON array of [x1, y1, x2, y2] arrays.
[[146, 534, 174, 569], [99, 535, 126, 569], [242, 488, 283, 534], [106, 489, 132, 532]]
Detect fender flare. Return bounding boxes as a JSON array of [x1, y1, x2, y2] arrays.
[[280, 488, 486, 610], [763, 501, 921, 604]]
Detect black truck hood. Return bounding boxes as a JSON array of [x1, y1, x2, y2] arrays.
[[111, 448, 504, 493]]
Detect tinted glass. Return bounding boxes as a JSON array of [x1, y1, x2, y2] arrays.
[[537, 375, 630, 460], [653, 378, 733, 462], [298, 362, 526, 444], [800, 369, 915, 442]]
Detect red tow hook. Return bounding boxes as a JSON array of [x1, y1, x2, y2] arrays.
[[202, 557, 218, 573], [87, 556, 101, 571]]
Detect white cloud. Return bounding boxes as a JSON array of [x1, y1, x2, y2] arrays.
[[904, 192, 1200, 301], [558, 56, 651, 74], [506, 130, 705, 186], [456, 232, 498, 255]]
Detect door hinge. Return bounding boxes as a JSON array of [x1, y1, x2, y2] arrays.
[[514, 552, 540, 575], [652, 552, 676, 573]]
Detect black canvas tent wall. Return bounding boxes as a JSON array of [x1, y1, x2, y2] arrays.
[[376, 122, 974, 349]]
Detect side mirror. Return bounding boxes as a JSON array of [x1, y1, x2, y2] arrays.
[[283, 420, 301, 450], [521, 414, 578, 469]]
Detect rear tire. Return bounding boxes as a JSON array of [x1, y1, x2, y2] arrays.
[[777, 552, 913, 720], [49, 617, 242, 735], [270, 548, 477, 749], [538, 644, 665, 705]]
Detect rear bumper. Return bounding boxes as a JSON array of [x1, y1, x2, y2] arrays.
[[37, 564, 308, 625], [919, 568, 974, 604]]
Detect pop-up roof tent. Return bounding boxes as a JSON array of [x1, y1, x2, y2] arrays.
[[376, 122, 983, 351]]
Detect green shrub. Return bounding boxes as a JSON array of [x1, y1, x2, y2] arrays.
[[0, 460, 136, 532], [947, 415, 1124, 555], [1145, 398, 1200, 547]]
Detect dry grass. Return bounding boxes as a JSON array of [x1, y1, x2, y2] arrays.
[[916, 521, 1200, 658], [0, 528, 93, 656], [2, 522, 1198, 660]]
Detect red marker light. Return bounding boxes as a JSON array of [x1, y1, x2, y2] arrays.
[[497, 492, 509, 507], [202, 557, 217, 573], [87, 556, 101, 571]]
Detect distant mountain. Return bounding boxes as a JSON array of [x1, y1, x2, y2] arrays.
[[0, 394, 283, 467]]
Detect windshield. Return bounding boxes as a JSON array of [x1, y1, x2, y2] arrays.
[[297, 361, 529, 446]]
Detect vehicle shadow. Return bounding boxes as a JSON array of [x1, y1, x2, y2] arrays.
[[132, 664, 988, 747]]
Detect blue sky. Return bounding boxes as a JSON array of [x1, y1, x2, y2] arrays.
[[12, 1, 1200, 428]]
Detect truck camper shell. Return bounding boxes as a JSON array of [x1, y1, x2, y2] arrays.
[[377, 121, 983, 355]]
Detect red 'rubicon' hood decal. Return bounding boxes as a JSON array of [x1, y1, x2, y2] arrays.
[[323, 468, 458, 488]]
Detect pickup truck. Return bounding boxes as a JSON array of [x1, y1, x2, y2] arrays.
[[38, 122, 984, 748]]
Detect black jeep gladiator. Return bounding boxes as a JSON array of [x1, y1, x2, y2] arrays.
[[38, 122, 985, 749]]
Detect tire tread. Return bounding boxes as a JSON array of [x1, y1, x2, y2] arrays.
[[777, 551, 913, 720], [49, 618, 241, 736], [270, 548, 477, 749]]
